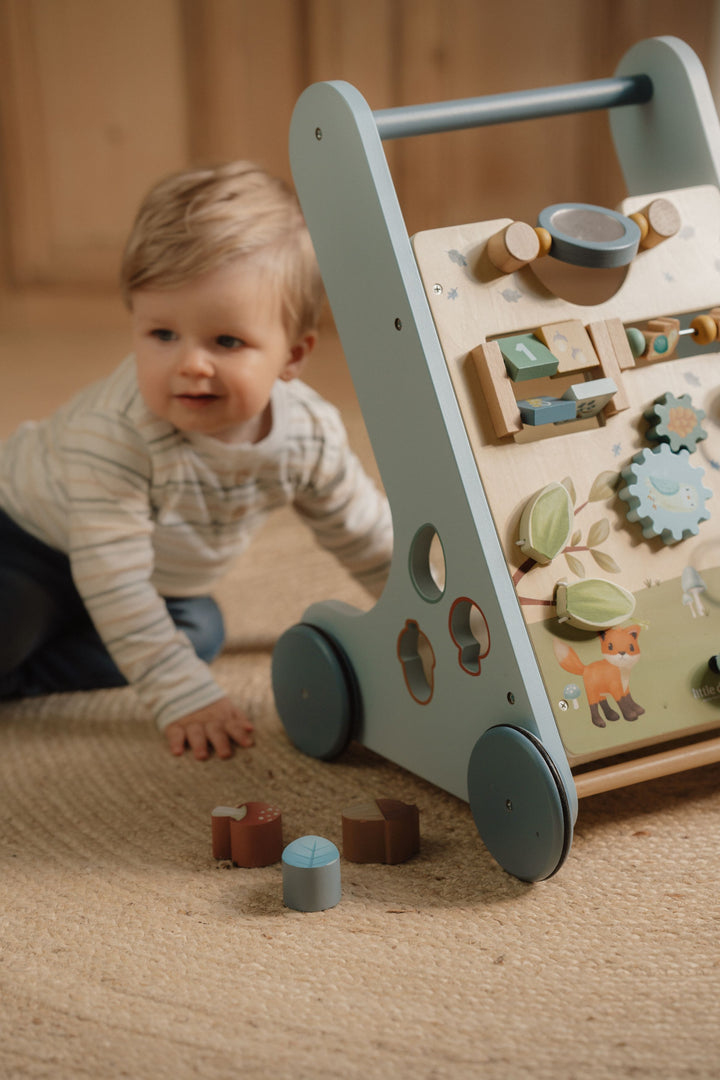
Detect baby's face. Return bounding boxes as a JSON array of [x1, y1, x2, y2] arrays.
[[130, 262, 314, 443]]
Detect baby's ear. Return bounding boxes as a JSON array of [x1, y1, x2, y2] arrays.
[[281, 331, 317, 382]]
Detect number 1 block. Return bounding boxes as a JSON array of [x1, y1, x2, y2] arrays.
[[497, 333, 559, 381]]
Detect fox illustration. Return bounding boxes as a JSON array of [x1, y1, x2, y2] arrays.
[[554, 625, 645, 729]]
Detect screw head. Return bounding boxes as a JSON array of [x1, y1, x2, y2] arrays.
[[559, 699, 569, 712], [394, 317, 402, 331], [433, 283, 443, 295], [315, 127, 323, 141]]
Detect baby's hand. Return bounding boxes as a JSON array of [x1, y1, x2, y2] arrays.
[[164, 696, 255, 760]]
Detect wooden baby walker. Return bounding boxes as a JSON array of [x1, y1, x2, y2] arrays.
[[271, 36, 720, 881]]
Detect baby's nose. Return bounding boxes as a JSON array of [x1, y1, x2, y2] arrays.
[[178, 347, 214, 376]]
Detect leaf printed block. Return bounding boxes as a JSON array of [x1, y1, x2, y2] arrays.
[[282, 836, 342, 912]]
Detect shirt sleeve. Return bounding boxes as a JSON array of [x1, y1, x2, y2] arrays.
[[291, 400, 393, 598], [60, 412, 226, 729]]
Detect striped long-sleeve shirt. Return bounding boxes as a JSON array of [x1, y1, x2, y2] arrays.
[[0, 356, 393, 727]]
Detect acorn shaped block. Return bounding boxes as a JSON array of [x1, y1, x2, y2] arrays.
[[211, 802, 283, 867]]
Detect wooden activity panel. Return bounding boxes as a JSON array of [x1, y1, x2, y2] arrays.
[[412, 181, 720, 767], [273, 36, 720, 881]]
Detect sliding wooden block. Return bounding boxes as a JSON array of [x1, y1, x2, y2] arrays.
[[470, 341, 522, 438], [604, 317, 636, 369], [517, 396, 577, 426], [536, 320, 599, 374], [562, 377, 617, 418], [586, 321, 630, 415], [342, 798, 420, 864], [642, 317, 680, 361], [498, 333, 559, 381]]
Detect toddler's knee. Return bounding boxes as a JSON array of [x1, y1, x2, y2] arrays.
[[0, 570, 59, 674], [166, 596, 225, 663]]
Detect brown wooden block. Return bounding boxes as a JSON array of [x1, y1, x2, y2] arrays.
[[230, 802, 283, 867], [211, 805, 249, 860], [535, 319, 599, 375], [212, 802, 283, 866], [586, 321, 630, 415], [470, 341, 522, 438], [342, 798, 420, 864]]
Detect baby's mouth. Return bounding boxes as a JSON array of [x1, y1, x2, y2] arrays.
[[175, 392, 219, 403]]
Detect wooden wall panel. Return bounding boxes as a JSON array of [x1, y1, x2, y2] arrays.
[[0, 0, 717, 328], [182, 0, 304, 180], [0, 0, 188, 291]]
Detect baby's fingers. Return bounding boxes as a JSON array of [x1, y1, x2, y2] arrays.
[[227, 713, 255, 749]]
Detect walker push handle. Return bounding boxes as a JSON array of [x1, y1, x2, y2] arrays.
[[373, 75, 653, 140]]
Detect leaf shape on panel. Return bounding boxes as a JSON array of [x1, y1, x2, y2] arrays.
[[517, 482, 574, 565], [586, 518, 610, 548], [591, 549, 621, 573], [588, 470, 619, 502], [564, 553, 586, 578], [555, 578, 636, 631]]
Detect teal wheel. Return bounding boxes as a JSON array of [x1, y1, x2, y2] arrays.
[[271, 624, 359, 760], [467, 725, 572, 882]]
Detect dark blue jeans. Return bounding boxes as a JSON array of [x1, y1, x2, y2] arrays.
[[0, 508, 225, 698]]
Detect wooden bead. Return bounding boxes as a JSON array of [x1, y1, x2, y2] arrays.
[[486, 220, 540, 273], [690, 314, 718, 346], [629, 211, 649, 242], [534, 226, 553, 257]]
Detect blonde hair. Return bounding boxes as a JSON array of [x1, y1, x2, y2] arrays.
[[120, 161, 324, 338]]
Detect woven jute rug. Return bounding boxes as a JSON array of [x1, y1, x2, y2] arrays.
[[1, 508, 719, 1080]]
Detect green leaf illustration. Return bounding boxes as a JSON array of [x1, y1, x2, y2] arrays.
[[564, 553, 586, 578], [570, 529, 582, 547], [586, 518, 610, 548], [591, 549, 621, 573], [518, 482, 574, 565], [555, 578, 636, 631], [561, 476, 577, 506], [588, 471, 619, 502]]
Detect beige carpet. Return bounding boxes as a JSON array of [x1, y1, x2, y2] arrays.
[[1, 504, 719, 1080]]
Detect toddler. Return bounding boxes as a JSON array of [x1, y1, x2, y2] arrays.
[[0, 162, 392, 759]]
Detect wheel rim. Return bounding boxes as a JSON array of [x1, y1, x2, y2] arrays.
[[271, 624, 357, 760], [467, 724, 572, 882]]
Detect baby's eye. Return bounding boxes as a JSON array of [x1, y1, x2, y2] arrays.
[[216, 335, 245, 350], [151, 328, 176, 342]]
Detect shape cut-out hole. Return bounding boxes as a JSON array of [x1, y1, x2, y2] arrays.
[[449, 598, 491, 676], [397, 619, 435, 704], [409, 524, 446, 602]]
